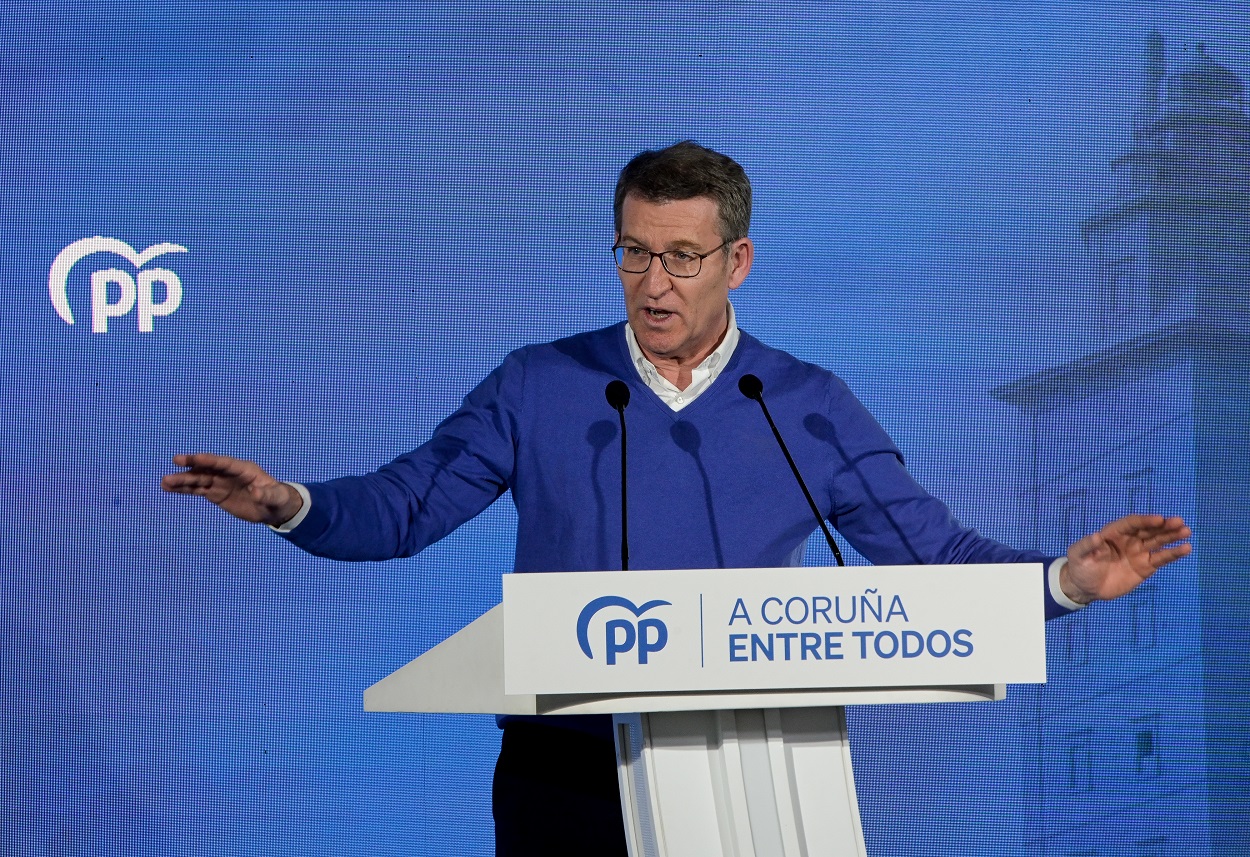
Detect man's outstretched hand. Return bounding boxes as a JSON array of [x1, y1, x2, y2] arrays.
[[1061, 514, 1192, 605], [161, 454, 303, 527]]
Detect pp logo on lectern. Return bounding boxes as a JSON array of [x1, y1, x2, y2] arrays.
[[576, 596, 670, 665], [49, 237, 188, 333]]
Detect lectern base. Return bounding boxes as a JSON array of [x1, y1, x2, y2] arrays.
[[614, 707, 866, 857]]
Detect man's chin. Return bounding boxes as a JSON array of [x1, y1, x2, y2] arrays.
[[634, 332, 679, 359]]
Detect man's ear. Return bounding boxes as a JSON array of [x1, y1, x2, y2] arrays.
[[728, 237, 754, 291]]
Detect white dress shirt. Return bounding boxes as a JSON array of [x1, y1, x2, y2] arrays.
[[624, 301, 741, 411]]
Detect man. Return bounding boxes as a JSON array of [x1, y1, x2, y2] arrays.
[[162, 141, 1191, 855]]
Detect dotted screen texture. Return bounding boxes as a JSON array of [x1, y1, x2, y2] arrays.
[[4, 2, 1247, 855]]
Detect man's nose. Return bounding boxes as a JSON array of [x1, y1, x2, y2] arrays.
[[640, 256, 671, 295]]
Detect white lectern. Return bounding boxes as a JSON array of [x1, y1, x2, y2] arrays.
[[364, 564, 1046, 857]]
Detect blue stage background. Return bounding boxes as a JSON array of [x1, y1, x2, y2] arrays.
[[4, 3, 1247, 855]]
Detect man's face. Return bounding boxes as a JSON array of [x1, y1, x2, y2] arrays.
[[616, 193, 753, 369]]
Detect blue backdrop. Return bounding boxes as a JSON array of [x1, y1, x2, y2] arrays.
[[5, 2, 1248, 855]]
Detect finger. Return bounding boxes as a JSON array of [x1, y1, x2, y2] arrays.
[[173, 452, 228, 470], [1148, 542, 1193, 569], [161, 472, 215, 491], [163, 482, 207, 495], [176, 453, 254, 478], [1137, 516, 1189, 534], [1123, 514, 1192, 539], [1101, 514, 1166, 537], [164, 480, 222, 497], [1140, 526, 1192, 551]]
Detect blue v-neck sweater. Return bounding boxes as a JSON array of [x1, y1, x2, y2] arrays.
[[283, 323, 1068, 620]]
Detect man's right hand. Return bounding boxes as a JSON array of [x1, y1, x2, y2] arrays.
[[161, 453, 303, 527]]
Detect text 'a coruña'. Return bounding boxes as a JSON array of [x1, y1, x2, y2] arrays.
[[724, 590, 973, 663]]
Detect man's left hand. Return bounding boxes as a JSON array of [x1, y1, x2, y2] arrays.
[[1061, 514, 1192, 605]]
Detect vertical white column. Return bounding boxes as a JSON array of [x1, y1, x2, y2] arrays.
[[614, 707, 867, 857]]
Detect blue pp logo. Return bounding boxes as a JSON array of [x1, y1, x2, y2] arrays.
[[576, 596, 670, 665]]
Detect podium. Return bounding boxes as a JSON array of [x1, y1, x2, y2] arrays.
[[365, 564, 1046, 856]]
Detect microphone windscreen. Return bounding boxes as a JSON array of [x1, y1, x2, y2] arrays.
[[605, 380, 631, 410], [738, 374, 764, 400]]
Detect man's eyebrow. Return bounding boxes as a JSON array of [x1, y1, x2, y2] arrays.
[[617, 234, 704, 250]]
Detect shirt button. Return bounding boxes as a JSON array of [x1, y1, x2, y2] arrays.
[[676, 396, 685, 404]]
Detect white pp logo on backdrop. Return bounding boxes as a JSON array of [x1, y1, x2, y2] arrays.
[[49, 237, 187, 333]]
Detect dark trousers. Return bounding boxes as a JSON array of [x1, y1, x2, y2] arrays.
[[493, 721, 629, 856]]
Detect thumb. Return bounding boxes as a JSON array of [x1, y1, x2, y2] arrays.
[[1070, 530, 1103, 561]]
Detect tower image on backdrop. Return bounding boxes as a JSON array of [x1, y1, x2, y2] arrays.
[[992, 32, 1250, 856]]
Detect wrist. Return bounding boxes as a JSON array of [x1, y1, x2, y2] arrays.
[[1059, 560, 1095, 606], [268, 482, 312, 534], [271, 483, 304, 527]]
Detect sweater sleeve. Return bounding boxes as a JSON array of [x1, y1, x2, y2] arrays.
[[819, 378, 1073, 620], [277, 352, 523, 561]]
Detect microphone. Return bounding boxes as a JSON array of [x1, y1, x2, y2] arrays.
[[606, 379, 630, 412], [738, 374, 845, 566], [605, 380, 631, 570]]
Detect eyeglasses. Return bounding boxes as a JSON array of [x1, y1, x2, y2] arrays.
[[612, 241, 729, 278]]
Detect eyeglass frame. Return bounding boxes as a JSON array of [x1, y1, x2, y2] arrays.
[[611, 240, 732, 278]]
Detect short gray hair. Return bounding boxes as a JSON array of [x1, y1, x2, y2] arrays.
[[614, 141, 752, 243]]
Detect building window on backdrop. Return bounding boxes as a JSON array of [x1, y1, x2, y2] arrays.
[[1064, 608, 1091, 666], [1102, 256, 1138, 329], [1133, 715, 1163, 779], [1130, 581, 1159, 649], [1059, 488, 1088, 550], [1066, 729, 1095, 793], [1124, 467, 1154, 514]]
